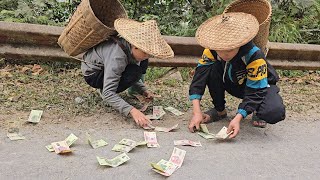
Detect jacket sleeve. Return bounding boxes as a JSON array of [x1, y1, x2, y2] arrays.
[[237, 51, 268, 118], [189, 49, 215, 100], [130, 80, 147, 94], [102, 47, 134, 116]]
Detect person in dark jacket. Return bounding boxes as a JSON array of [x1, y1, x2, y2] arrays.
[[81, 18, 174, 128], [188, 12, 285, 138]]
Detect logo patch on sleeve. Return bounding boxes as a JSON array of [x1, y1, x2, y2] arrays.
[[198, 49, 215, 65], [246, 59, 267, 81]]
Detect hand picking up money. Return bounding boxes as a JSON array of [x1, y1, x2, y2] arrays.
[[215, 126, 233, 140]]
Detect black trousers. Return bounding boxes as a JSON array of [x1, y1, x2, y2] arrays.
[[84, 60, 148, 93], [207, 61, 285, 124]]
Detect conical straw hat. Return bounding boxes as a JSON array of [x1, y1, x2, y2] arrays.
[[114, 18, 174, 59], [196, 12, 259, 50]]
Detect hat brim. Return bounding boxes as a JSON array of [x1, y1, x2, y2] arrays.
[[196, 12, 259, 50], [114, 18, 174, 59]]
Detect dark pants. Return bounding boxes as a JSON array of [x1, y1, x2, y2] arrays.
[[84, 60, 148, 93], [207, 61, 285, 124]]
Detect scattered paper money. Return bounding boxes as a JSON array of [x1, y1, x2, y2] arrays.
[[146, 115, 159, 120], [200, 124, 210, 134], [97, 153, 130, 167], [143, 124, 155, 130], [169, 147, 186, 168], [7, 133, 25, 141], [86, 132, 108, 149], [215, 126, 233, 140], [46, 133, 78, 152], [119, 139, 137, 148], [174, 140, 202, 147], [155, 124, 179, 133], [51, 141, 72, 154], [151, 147, 186, 176], [197, 132, 215, 139], [144, 131, 160, 148], [136, 141, 148, 146], [7, 120, 20, 133], [197, 124, 215, 139], [46, 145, 54, 152], [64, 133, 79, 146], [27, 110, 43, 123], [151, 159, 178, 176], [112, 144, 134, 153], [164, 107, 184, 116], [147, 106, 166, 120]]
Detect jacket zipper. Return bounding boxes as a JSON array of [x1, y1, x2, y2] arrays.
[[223, 61, 228, 83]]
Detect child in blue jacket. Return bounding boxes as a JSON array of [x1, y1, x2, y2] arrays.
[[188, 13, 285, 138]]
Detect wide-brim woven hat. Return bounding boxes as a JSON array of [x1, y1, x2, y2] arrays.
[[196, 12, 259, 50], [114, 18, 174, 59]]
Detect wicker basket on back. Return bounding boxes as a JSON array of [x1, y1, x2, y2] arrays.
[[224, 0, 272, 55], [58, 0, 127, 56]]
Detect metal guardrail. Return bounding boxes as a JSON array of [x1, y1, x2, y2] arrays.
[[1, 21, 320, 70]]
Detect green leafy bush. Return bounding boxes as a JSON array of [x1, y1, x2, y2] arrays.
[[0, 0, 319, 44]]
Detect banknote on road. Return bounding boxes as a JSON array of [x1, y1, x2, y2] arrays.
[[144, 131, 160, 148], [164, 107, 184, 116], [112, 144, 134, 153], [7, 133, 25, 141], [197, 132, 215, 139], [169, 147, 186, 168], [155, 124, 179, 133], [200, 124, 210, 134], [27, 110, 43, 123], [119, 138, 137, 148], [197, 124, 215, 139], [151, 147, 186, 176], [143, 124, 155, 130], [97, 153, 130, 167], [136, 141, 148, 146], [86, 132, 108, 149], [46, 133, 78, 152], [174, 140, 202, 147], [153, 106, 166, 119], [51, 141, 72, 154], [151, 159, 178, 176]]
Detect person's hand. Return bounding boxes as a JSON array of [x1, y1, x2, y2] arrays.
[[227, 114, 242, 138], [143, 91, 154, 101], [130, 108, 152, 127], [188, 112, 204, 132]]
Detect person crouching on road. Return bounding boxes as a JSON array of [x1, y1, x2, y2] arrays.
[[188, 13, 285, 138], [81, 18, 174, 128]]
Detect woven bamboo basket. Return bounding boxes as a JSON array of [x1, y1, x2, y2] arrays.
[[224, 0, 272, 55], [58, 0, 127, 56]]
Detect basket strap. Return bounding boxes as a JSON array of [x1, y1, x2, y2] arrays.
[[110, 36, 130, 58]]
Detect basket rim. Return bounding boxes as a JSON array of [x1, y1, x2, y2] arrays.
[[224, 0, 272, 26], [87, 0, 128, 31]]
